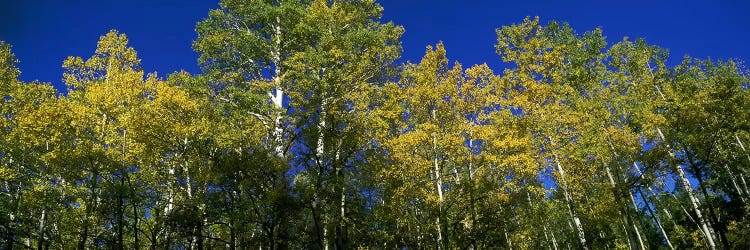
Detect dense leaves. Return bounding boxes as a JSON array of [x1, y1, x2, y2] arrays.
[[1, 3, 749, 250]]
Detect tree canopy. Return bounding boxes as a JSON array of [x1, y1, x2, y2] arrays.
[[2, 3, 749, 250]]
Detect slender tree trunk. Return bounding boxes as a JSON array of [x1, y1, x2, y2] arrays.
[[128, 180, 141, 249], [196, 217, 204, 250], [80, 168, 99, 250], [5, 214, 15, 250], [121, 129, 140, 250], [5, 177, 19, 250], [117, 132, 127, 249], [725, 164, 747, 203], [627, 189, 647, 250], [657, 129, 717, 250], [674, 164, 717, 250], [79, 218, 88, 249], [622, 221, 633, 250], [131, 186, 139, 250], [504, 228, 513, 250], [431, 108, 444, 250], [334, 141, 347, 250], [413, 198, 423, 249], [335, 185, 346, 250], [737, 134, 750, 163], [667, 192, 704, 237], [603, 161, 645, 250], [322, 221, 328, 250], [271, 17, 285, 159], [80, 114, 107, 250], [467, 134, 477, 249], [741, 173, 750, 201], [549, 227, 559, 250], [180, 144, 199, 250], [605, 139, 647, 250], [311, 157, 328, 250], [118, 174, 125, 249], [553, 155, 588, 250], [633, 163, 675, 249], [310, 192, 325, 250], [529, 191, 556, 250], [314, 98, 330, 250], [163, 164, 176, 248], [712, 138, 748, 203], [662, 207, 690, 246], [543, 225, 559, 250], [646, 62, 719, 248], [229, 220, 236, 250], [637, 188, 674, 250], [689, 161, 729, 250], [41, 146, 52, 248], [37, 209, 46, 250], [735, 134, 750, 196]]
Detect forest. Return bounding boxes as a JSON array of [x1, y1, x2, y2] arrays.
[[1, 0, 750, 249]]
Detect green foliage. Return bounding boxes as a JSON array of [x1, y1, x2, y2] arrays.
[[2, 3, 749, 250]]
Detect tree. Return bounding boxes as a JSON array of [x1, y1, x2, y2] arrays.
[[496, 17, 601, 249], [3, 3, 750, 249], [1, 41, 60, 250], [375, 43, 464, 249], [195, 0, 402, 248]]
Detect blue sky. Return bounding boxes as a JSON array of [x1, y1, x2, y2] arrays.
[[1, 0, 749, 91]]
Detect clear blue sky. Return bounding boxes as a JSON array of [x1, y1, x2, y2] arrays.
[[2, 0, 749, 91]]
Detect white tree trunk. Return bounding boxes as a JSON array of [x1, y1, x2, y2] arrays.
[[314, 96, 330, 250], [415, 202, 423, 248], [316, 99, 327, 161], [633, 163, 676, 249], [323, 226, 329, 250], [37, 209, 46, 248], [645, 62, 717, 248], [741, 173, 750, 200], [604, 163, 646, 250], [432, 109, 444, 250], [606, 139, 650, 250], [628, 192, 647, 250], [504, 228, 513, 250], [657, 129, 717, 250], [675, 164, 717, 249], [735, 134, 750, 196], [337, 143, 345, 222], [553, 156, 588, 250], [272, 89, 284, 157], [725, 165, 746, 203], [622, 222, 633, 250], [736, 134, 750, 163], [543, 225, 559, 250], [271, 16, 285, 158], [529, 191, 558, 250], [165, 166, 175, 215]]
